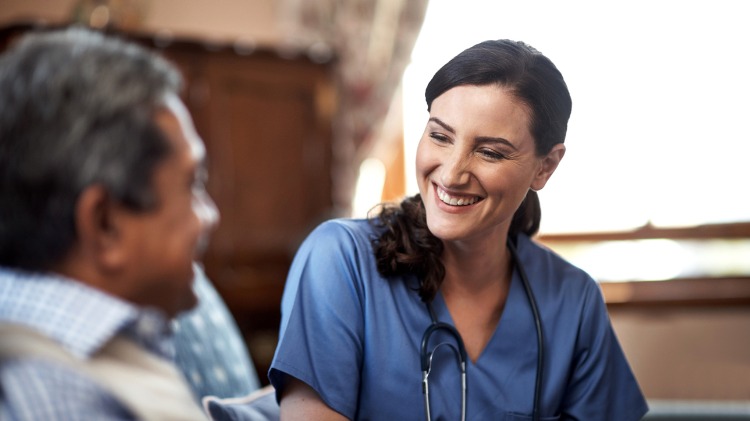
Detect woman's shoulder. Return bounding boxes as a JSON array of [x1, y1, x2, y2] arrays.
[[518, 233, 599, 293], [315, 217, 374, 232], [307, 218, 381, 245], [292, 218, 383, 267]]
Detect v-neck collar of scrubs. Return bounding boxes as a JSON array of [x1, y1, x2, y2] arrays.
[[431, 257, 529, 367]]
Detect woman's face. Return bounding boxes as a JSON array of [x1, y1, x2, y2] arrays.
[[416, 84, 563, 245]]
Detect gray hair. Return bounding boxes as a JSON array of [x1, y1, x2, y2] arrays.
[[0, 26, 183, 269]]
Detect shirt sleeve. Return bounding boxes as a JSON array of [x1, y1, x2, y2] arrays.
[[269, 220, 367, 419], [561, 281, 649, 420]]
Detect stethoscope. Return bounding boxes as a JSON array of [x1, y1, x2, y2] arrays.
[[420, 238, 545, 421]]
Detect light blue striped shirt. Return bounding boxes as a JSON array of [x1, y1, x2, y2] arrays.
[[0, 267, 175, 420]]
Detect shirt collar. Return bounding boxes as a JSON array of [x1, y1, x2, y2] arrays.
[[0, 267, 174, 359]]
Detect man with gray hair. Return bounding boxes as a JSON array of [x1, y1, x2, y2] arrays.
[[0, 27, 218, 419]]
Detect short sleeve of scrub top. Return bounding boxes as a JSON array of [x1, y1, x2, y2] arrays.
[[269, 219, 648, 420]]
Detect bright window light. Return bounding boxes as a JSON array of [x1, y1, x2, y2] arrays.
[[352, 158, 387, 218]]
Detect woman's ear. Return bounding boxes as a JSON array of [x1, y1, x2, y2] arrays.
[[530, 143, 566, 192], [75, 185, 127, 271]]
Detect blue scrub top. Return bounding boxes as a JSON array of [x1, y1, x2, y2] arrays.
[[270, 219, 648, 420]]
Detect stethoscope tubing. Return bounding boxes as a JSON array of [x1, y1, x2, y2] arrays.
[[421, 322, 467, 421], [421, 238, 543, 421], [508, 239, 544, 421]]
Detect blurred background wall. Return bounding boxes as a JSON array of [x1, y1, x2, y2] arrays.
[[0, 0, 282, 45]]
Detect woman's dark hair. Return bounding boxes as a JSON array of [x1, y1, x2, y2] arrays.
[[373, 39, 572, 302]]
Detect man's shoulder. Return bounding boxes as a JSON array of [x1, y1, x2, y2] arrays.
[[1, 357, 133, 420]]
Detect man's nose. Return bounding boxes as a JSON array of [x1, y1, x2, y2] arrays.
[[194, 190, 220, 232]]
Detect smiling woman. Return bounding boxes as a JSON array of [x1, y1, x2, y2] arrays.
[[416, 84, 563, 247], [270, 38, 647, 421], [402, 0, 750, 235]]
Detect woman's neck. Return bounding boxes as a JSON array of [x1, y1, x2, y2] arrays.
[[439, 235, 514, 363], [440, 232, 512, 295]]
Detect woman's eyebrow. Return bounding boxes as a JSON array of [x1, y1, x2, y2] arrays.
[[429, 117, 517, 150], [428, 117, 455, 133], [475, 135, 517, 150]]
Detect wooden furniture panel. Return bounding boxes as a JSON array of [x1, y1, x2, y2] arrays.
[[204, 53, 332, 257]]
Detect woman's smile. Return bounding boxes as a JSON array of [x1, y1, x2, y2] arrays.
[[435, 184, 482, 207]]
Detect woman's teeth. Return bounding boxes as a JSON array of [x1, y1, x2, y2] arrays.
[[437, 188, 479, 206]]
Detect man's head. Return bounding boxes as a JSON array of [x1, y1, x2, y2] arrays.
[[0, 27, 218, 316]]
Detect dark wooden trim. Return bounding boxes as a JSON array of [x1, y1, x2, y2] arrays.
[[537, 222, 750, 307], [601, 276, 750, 307], [538, 222, 750, 242]]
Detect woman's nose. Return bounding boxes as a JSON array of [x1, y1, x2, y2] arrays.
[[439, 150, 471, 187]]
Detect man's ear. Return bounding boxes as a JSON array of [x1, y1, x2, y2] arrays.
[[530, 143, 566, 192], [75, 185, 128, 271]]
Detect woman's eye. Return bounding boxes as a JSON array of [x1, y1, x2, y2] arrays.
[[479, 149, 506, 160], [429, 132, 450, 143]]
